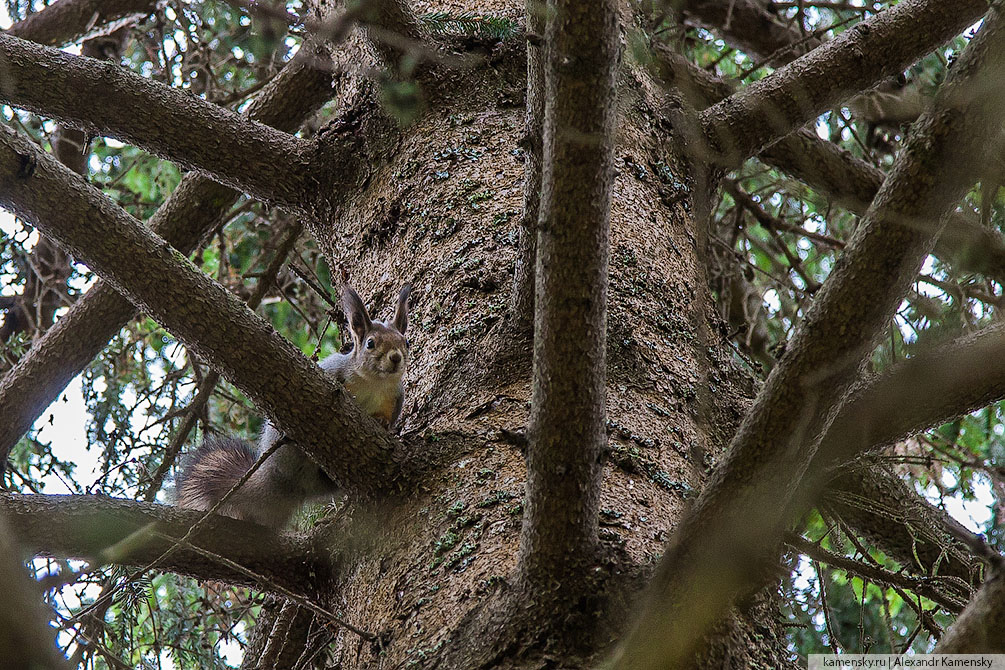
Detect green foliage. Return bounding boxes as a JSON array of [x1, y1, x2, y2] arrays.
[[420, 12, 520, 41]]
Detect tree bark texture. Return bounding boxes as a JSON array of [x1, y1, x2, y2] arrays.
[[518, 0, 620, 600], [4, 0, 158, 47]]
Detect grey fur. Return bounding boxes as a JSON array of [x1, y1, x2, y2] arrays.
[[175, 284, 410, 528]]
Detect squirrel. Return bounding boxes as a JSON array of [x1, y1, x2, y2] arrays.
[[175, 284, 411, 528]]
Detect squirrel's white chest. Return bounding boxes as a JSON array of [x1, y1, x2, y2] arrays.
[[344, 373, 399, 425]]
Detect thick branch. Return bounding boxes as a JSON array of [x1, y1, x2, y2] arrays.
[[805, 323, 1005, 593], [681, 0, 818, 66], [518, 0, 619, 596], [4, 0, 157, 47], [937, 569, 1005, 652], [0, 42, 336, 467], [0, 493, 325, 594], [820, 322, 1005, 471], [0, 127, 409, 500], [0, 34, 313, 208], [0, 512, 67, 670], [697, 0, 988, 169], [613, 7, 1005, 667]]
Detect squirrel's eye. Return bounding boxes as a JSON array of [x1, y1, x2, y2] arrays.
[[366, 338, 375, 349]]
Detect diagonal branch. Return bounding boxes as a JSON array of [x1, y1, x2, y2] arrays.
[[0, 126, 411, 500], [4, 0, 158, 47], [612, 6, 1005, 667], [696, 0, 988, 169], [516, 0, 619, 599], [0, 493, 326, 595], [0, 34, 313, 208], [0, 41, 336, 471]]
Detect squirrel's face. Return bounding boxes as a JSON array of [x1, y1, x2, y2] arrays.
[[342, 284, 411, 381], [355, 323, 408, 379]]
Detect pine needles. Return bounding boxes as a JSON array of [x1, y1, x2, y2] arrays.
[[420, 12, 519, 41]]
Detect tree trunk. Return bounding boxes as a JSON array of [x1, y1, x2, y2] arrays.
[[273, 40, 790, 668]]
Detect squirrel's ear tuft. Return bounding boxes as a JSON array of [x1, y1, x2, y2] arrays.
[[341, 285, 372, 345], [393, 284, 411, 334]]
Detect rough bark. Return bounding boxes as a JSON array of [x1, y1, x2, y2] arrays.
[[937, 569, 1005, 652], [0, 512, 68, 670], [0, 34, 313, 208], [697, 0, 989, 169], [510, 2, 545, 331], [612, 6, 1005, 667], [0, 42, 336, 470], [0, 493, 326, 594], [4, 0, 157, 47], [0, 125, 411, 500], [518, 0, 619, 601]]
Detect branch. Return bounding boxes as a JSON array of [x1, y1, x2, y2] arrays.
[[758, 128, 1005, 283], [510, 0, 545, 331], [937, 568, 1005, 652], [516, 0, 619, 598], [0, 34, 312, 208], [0, 512, 68, 669], [697, 0, 988, 169], [820, 322, 1005, 472], [0, 493, 325, 595], [4, 0, 157, 47], [0, 41, 336, 466], [786, 532, 967, 614], [612, 6, 1005, 667], [680, 0, 819, 66], [822, 468, 981, 599], [656, 45, 1005, 296], [0, 126, 410, 499]]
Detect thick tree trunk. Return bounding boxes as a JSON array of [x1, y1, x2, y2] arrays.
[[277, 37, 791, 667]]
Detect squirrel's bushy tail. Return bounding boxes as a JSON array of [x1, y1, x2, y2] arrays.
[[176, 437, 257, 520], [175, 436, 308, 528]]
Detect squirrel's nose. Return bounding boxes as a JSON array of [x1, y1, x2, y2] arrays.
[[389, 352, 402, 366]]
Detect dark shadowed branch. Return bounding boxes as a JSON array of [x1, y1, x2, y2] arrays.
[[0, 493, 326, 594], [0, 34, 313, 208], [697, 0, 988, 169], [680, 0, 819, 66], [4, 0, 157, 47], [0, 41, 336, 471], [510, 0, 545, 331], [612, 6, 1005, 667]]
